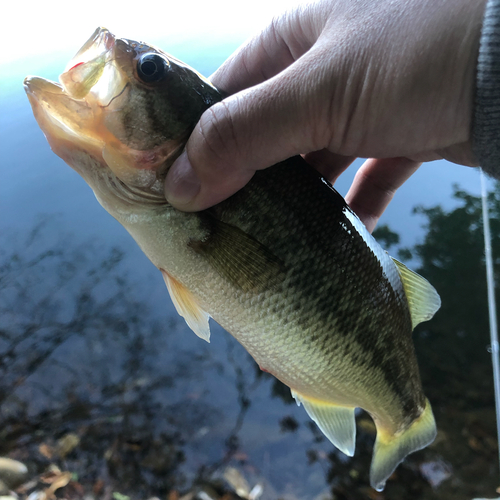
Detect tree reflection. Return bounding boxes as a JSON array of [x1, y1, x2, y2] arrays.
[[0, 221, 223, 497]]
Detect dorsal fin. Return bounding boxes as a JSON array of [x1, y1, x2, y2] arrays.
[[291, 390, 356, 456], [391, 258, 441, 329], [160, 269, 211, 342]]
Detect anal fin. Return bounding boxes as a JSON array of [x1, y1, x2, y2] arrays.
[[292, 390, 356, 456], [161, 269, 211, 343]]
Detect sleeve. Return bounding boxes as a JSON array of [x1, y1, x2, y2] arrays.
[[473, 0, 500, 179]]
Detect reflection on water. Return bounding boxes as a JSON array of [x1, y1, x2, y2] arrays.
[[0, 182, 498, 498], [0, 218, 334, 498]]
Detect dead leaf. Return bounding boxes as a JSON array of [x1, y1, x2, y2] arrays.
[[168, 491, 180, 500], [40, 466, 62, 484], [38, 444, 53, 460], [56, 434, 80, 458], [40, 470, 72, 500], [224, 467, 250, 498], [93, 479, 105, 495], [468, 437, 482, 451], [46, 472, 72, 499]]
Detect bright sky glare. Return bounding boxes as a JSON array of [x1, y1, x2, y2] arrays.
[[1, 0, 293, 65]]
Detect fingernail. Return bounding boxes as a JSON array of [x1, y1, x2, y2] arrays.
[[164, 151, 200, 206]]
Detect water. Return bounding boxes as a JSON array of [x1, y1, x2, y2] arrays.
[[0, 34, 498, 500]]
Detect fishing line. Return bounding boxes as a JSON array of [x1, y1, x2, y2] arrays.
[[480, 167, 500, 473]]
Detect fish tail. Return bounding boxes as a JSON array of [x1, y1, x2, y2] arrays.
[[370, 398, 436, 491]]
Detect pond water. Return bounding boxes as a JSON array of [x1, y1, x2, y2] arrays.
[[0, 32, 498, 500]]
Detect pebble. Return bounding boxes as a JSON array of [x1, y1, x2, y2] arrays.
[[0, 481, 8, 496], [418, 459, 452, 488], [27, 492, 46, 500], [0, 458, 28, 490]]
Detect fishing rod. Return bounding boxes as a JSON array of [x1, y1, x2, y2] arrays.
[[480, 168, 500, 474]]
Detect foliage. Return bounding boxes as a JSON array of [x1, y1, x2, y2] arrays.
[[372, 224, 400, 250], [411, 182, 500, 360]]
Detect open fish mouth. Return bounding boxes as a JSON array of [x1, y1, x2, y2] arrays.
[[25, 27, 117, 101], [23, 28, 125, 153]]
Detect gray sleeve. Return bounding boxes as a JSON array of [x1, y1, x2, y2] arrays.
[[473, 0, 500, 179]]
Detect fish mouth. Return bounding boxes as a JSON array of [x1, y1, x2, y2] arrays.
[[25, 28, 201, 194], [23, 28, 125, 159], [24, 27, 177, 194], [24, 27, 118, 103], [24, 76, 95, 141]]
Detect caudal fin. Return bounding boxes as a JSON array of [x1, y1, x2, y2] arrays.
[[370, 398, 436, 491]]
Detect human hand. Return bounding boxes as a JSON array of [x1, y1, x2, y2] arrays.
[[164, 0, 486, 231]]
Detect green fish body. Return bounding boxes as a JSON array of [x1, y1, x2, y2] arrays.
[[24, 28, 440, 491]]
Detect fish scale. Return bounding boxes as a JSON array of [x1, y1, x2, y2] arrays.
[[24, 27, 441, 491], [200, 161, 416, 406]]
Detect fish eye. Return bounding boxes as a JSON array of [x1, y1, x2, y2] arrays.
[[137, 53, 169, 83]]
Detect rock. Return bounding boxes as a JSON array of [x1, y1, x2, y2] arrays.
[[418, 459, 452, 488], [27, 492, 46, 500], [0, 458, 28, 490], [0, 480, 9, 496]]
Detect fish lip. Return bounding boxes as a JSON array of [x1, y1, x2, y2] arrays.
[[63, 27, 116, 73], [24, 27, 118, 102], [23, 76, 66, 115], [24, 75, 64, 97], [24, 72, 100, 163], [59, 27, 117, 99]]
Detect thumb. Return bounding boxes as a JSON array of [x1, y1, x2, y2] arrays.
[[164, 49, 330, 211]]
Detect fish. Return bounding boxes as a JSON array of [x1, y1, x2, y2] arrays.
[[24, 28, 441, 491]]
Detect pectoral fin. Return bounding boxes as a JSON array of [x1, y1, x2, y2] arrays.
[[161, 269, 211, 343], [391, 258, 441, 329], [370, 398, 436, 491], [189, 215, 285, 293], [292, 390, 356, 456]]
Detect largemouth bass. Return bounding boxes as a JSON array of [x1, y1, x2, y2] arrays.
[[24, 28, 441, 491]]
